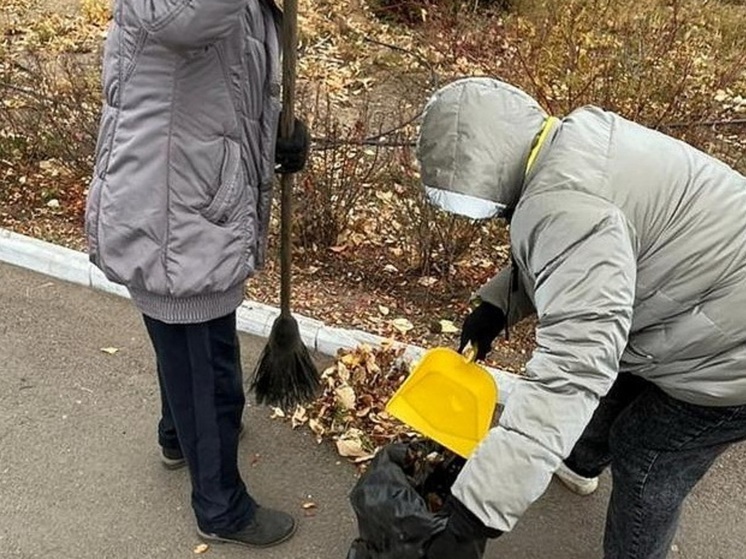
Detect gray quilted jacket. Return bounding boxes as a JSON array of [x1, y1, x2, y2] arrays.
[[417, 78, 746, 531], [85, 0, 282, 323]]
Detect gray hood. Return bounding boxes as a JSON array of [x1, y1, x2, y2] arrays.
[[431, 96, 746, 532], [417, 78, 548, 219]]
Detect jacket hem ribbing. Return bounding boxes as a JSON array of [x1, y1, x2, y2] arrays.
[[129, 284, 245, 324]]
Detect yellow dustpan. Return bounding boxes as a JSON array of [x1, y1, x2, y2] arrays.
[[385, 347, 498, 458]]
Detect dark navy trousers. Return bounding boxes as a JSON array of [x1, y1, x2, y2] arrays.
[[565, 374, 746, 559], [144, 312, 256, 534]]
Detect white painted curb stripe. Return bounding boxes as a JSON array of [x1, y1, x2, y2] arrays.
[[0, 228, 519, 401]]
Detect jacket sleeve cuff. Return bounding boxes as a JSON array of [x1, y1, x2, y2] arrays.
[[448, 495, 504, 540]]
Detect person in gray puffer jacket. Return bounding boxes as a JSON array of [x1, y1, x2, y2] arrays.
[[85, 1, 308, 549], [416, 78, 746, 559]]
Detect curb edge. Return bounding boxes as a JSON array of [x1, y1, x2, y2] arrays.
[[0, 228, 518, 400]]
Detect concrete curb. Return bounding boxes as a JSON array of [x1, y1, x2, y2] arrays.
[[0, 227, 518, 400]]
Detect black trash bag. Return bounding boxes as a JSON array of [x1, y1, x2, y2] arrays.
[[346, 441, 483, 559]]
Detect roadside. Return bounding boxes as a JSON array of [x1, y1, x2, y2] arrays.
[[2, 262, 745, 558]]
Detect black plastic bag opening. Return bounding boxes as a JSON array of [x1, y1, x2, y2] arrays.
[[346, 441, 485, 559]]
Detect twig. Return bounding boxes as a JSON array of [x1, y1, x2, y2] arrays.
[[300, 33, 436, 152], [310, 115, 746, 151], [312, 138, 416, 149], [310, 107, 422, 150], [362, 35, 440, 90], [661, 118, 746, 130], [0, 81, 51, 99], [11, 60, 36, 75]]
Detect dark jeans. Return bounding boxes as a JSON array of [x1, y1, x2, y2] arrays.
[[143, 312, 256, 534], [565, 374, 746, 559]]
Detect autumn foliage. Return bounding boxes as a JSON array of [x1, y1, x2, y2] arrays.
[[1, 0, 745, 455]]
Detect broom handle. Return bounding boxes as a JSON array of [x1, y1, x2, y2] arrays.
[[279, 0, 298, 318]]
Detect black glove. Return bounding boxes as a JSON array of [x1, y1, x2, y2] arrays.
[[426, 498, 502, 559], [275, 116, 310, 174], [459, 301, 506, 361]]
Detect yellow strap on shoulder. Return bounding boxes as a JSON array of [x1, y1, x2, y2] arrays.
[[525, 116, 559, 175]]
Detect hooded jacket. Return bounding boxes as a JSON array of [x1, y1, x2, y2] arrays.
[[417, 78, 746, 531], [85, 0, 282, 324]]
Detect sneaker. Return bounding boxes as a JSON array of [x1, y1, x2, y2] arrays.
[[160, 446, 187, 470], [160, 422, 246, 470], [555, 462, 599, 496], [197, 506, 296, 548]]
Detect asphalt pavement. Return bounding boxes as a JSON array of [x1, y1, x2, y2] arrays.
[[1, 263, 744, 558]]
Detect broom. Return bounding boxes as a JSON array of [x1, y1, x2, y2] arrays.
[[251, 0, 320, 409]]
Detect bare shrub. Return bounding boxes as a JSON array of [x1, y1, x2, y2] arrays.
[[293, 91, 398, 251], [368, 0, 513, 24], [385, 146, 486, 277], [0, 49, 101, 176]]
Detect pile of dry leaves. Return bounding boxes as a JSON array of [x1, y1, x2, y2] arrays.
[[272, 342, 421, 463]]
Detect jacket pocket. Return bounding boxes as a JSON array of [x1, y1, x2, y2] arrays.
[[653, 307, 723, 363], [623, 288, 723, 372], [622, 289, 681, 372], [201, 138, 242, 225]]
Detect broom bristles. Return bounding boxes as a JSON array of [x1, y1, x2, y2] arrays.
[[250, 314, 320, 409]]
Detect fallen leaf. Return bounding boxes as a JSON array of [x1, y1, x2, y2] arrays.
[[194, 543, 209, 554], [336, 438, 368, 458], [100, 347, 119, 355], [365, 354, 381, 374], [418, 276, 437, 287], [356, 406, 372, 417], [378, 305, 390, 316], [375, 190, 393, 202], [335, 385, 356, 410], [439, 320, 459, 334], [341, 353, 358, 366], [336, 362, 350, 383], [270, 407, 286, 419], [391, 318, 414, 334], [291, 406, 308, 428], [309, 418, 326, 437], [335, 428, 368, 458], [368, 412, 384, 424]]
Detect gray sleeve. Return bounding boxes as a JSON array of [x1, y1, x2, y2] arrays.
[[452, 192, 637, 531], [477, 265, 535, 326], [131, 0, 251, 49]]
